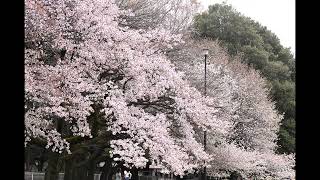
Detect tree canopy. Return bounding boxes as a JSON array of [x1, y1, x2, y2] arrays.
[[25, 0, 229, 177], [193, 3, 295, 153]]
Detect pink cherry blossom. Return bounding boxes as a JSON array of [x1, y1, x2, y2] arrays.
[[25, 0, 228, 175]]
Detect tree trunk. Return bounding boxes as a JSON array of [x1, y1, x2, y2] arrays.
[[64, 158, 73, 180], [131, 167, 139, 180], [78, 165, 88, 180], [71, 165, 87, 180], [44, 152, 60, 180], [229, 171, 243, 180], [37, 158, 44, 172], [69, 155, 89, 180], [100, 161, 114, 180], [87, 159, 95, 180], [25, 147, 31, 171]]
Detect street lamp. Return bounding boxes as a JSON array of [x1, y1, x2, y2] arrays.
[[202, 48, 208, 96], [202, 48, 209, 180]]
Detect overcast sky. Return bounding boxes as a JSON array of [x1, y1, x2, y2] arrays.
[[199, 0, 295, 56]]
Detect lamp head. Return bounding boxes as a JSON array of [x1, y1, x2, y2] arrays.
[[203, 48, 209, 56]]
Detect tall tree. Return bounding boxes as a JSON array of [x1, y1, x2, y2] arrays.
[[193, 3, 295, 154], [25, 0, 230, 179]]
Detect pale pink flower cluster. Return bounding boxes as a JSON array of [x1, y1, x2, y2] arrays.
[[168, 39, 295, 179], [207, 142, 295, 179], [24, 0, 228, 175], [25, 111, 71, 154]]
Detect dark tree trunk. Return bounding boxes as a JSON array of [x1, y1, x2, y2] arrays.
[[65, 154, 90, 180], [78, 165, 88, 180], [229, 171, 243, 180], [44, 152, 60, 180], [25, 147, 31, 171], [72, 166, 80, 180], [37, 158, 44, 172], [87, 159, 96, 180], [100, 160, 114, 180], [64, 158, 73, 180], [71, 165, 88, 180], [131, 167, 139, 180]]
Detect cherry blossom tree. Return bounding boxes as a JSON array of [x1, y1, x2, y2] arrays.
[[167, 38, 295, 179], [25, 0, 230, 179]]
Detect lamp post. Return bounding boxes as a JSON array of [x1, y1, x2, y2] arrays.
[[202, 48, 209, 180]]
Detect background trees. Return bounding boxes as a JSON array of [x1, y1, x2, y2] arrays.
[[167, 38, 295, 179], [193, 3, 296, 154], [115, 0, 201, 33]]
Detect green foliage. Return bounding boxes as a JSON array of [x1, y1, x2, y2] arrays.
[[263, 61, 291, 81], [241, 45, 269, 70], [193, 3, 295, 154], [278, 118, 295, 153], [271, 81, 295, 118]]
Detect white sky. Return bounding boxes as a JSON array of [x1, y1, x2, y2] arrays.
[[198, 0, 295, 56]]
